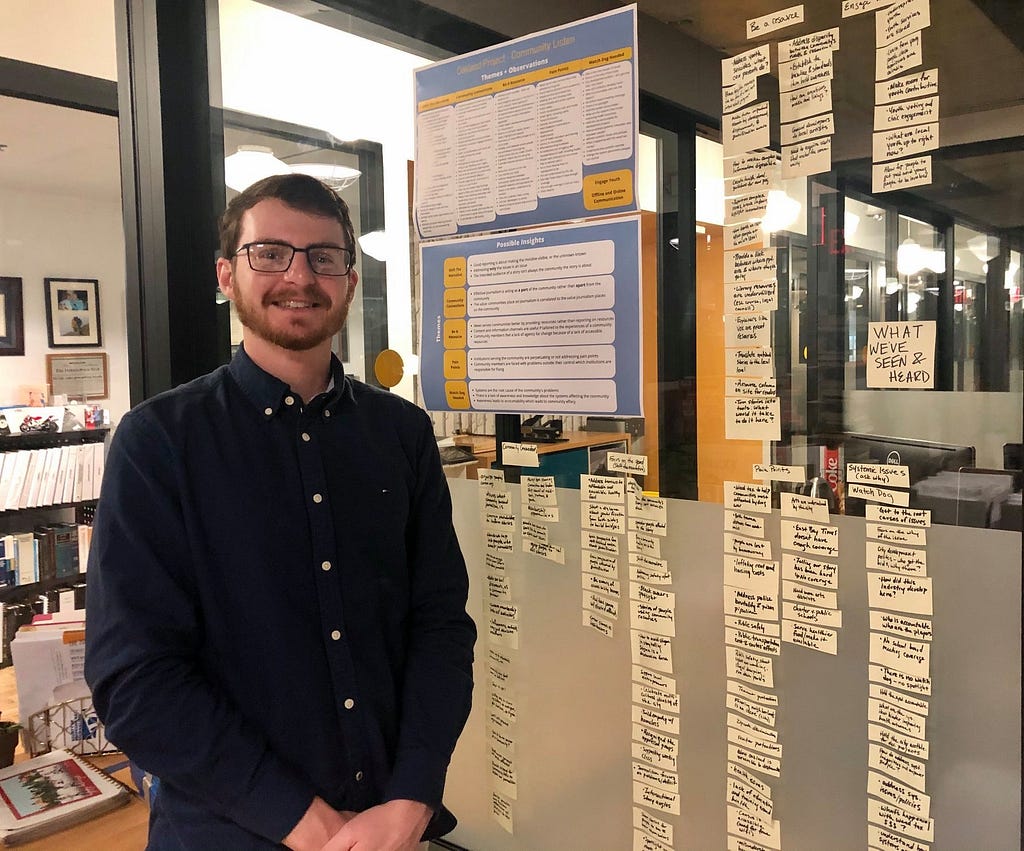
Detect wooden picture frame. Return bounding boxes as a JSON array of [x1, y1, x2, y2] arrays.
[[0, 277, 25, 356], [46, 352, 109, 400], [44, 277, 102, 347]]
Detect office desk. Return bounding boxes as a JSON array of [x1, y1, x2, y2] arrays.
[[454, 431, 631, 488]]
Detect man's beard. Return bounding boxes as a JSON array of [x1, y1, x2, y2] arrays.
[[233, 283, 349, 351]]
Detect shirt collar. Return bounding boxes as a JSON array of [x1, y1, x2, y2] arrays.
[[228, 345, 349, 418]]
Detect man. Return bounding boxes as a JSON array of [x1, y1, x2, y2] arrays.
[[85, 174, 476, 850]]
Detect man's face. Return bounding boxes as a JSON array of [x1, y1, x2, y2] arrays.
[[216, 198, 358, 352]]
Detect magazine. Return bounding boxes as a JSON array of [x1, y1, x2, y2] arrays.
[[0, 749, 130, 845]]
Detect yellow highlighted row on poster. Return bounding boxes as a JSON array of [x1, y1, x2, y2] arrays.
[[418, 47, 634, 112]]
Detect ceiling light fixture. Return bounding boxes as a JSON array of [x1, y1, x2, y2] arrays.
[[223, 145, 290, 192], [760, 190, 801, 233], [357, 230, 389, 262], [289, 162, 361, 191]]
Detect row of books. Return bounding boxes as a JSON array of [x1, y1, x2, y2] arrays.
[[0, 443, 105, 513], [0, 584, 86, 669], [0, 524, 91, 588]]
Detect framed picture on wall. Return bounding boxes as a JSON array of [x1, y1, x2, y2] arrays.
[[44, 277, 102, 347], [0, 277, 25, 356]]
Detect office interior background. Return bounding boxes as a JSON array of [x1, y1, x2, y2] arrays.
[[0, 0, 1021, 848]]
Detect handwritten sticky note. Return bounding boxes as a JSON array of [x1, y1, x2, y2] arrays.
[[778, 27, 839, 62], [726, 347, 774, 378], [869, 631, 930, 677], [782, 79, 831, 122], [876, 68, 938, 105], [722, 44, 771, 86], [723, 77, 759, 114], [779, 49, 833, 93], [869, 663, 932, 697], [608, 452, 648, 476], [501, 442, 539, 467], [725, 532, 773, 561], [727, 378, 777, 401], [583, 609, 615, 638], [725, 191, 769, 226], [725, 248, 777, 283], [848, 462, 911, 489], [725, 481, 772, 513], [581, 473, 626, 504], [631, 630, 674, 674], [781, 619, 837, 654], [724, 553, 779, 594], [631, 600, 676, 637], [873, 122, 939, 163], [746, 5, 803, 39], [726, 646, 774, 688], [867, 541, 927, 575], [869, 610, 932, 642], [726, 510, 766, 537], [867, 572, 932, 615], [522, 474, 556, 506], [723, 102, 771, 157], [725, 280, 778, 314], [866, 504, 931, 527], [477, 468, 506, 489], [782, 552, 838, 589], [726, 396, 781, 441], [780, 492, 830, 522], [725, 586, 779, 621], [724, 219, 769, 251], [877, 0, 931, 48], [876, 31, 923, 81], [842, 0, 891, 17], [781, 519, 839, 557], [782, 136, 831, 179], [848, 482, 910, 507], [782, 600, 842, 628]]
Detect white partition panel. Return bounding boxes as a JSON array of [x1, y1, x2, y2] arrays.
[[443, 479, 1021, 850]]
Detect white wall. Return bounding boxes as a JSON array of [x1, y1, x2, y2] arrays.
[[0, 188, 130, 422]]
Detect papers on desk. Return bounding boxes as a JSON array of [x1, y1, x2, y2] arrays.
[[0, 749, 130, 845]]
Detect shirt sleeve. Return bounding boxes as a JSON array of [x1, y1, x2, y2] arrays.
[[382, 408, 477, 810], [84, 409, 316, 842]]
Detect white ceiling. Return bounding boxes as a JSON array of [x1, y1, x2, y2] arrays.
[[0, 96, 121, 203]]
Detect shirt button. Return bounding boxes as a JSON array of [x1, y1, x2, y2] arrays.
[[355, 771, 364, 782], [344, 698, 355, 710], [312, 493, 323, 504], [264, 407, 273, 416], [301, 432, 311, 442], [284, 395, 295, 406], [324, 409, 331, 418], [321, 560, 332, 571], [330, 629, 341, 641]]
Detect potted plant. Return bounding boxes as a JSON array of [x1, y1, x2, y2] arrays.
[[0, 715, 21, 768]]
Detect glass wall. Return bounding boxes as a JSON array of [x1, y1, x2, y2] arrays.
[[201, 0, 1022, 530]]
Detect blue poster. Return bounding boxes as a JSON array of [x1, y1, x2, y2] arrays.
[[414, 6, 638, 239], [419, 217, 643, 416]]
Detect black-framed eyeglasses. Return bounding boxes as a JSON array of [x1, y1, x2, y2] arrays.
[[234, 242, 354, 276]]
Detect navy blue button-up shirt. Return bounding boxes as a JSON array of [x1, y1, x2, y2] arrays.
[[84, 347, 476, 848]]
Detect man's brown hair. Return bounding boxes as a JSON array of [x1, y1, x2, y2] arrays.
[[218, 173, 356, 268]]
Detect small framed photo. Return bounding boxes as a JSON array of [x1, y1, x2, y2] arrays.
[[46, 352, 109, 400], [0, 277, 25, 356], [44, 277, 102, 347]]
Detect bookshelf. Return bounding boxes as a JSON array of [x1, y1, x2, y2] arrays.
[[0, 427, 108, 666]]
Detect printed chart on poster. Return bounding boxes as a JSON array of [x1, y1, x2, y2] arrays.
[[414, 6, 638, 239], [419, 217, 642, 416]]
